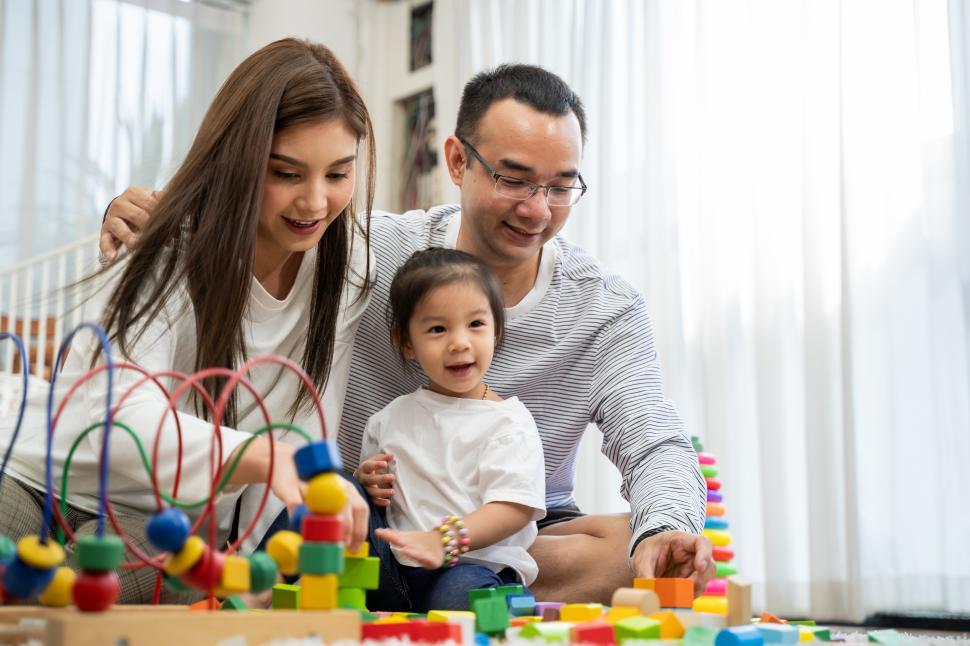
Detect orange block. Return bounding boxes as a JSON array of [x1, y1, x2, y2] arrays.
[[633, 578, 655, 590], [706, 502, 726, 517], [760, 612, 787, 624], [189, 597, 219, 611], [653, 578, 694, 609]]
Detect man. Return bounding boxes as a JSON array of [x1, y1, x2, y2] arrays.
[[101, 64, 713, 604]]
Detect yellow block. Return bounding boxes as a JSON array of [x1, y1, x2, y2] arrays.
[[164, 536, 205, 576], [219, 555, 251, 595], [344, 541, 370, 559], [692, 595, 728, 615], [266, 530, 303, 576], [799, 627, 816, 641], [702, 529, 732, 547], [648, 610, 685, 639], [559, 603, 604, 622], [633, 578, 656, 590], [38, 566, 75, 607], [306, 473, 347, 515], [17, 535, 65, 570], [300, 573, 337, 610], [605, 607, 641, 623], [428, 610, 476, 622]]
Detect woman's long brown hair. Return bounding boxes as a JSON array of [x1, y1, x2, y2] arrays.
[[99, 39, 375, 425]]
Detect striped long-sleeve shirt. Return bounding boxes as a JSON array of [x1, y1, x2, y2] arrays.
[[338, 205, 706, 554]]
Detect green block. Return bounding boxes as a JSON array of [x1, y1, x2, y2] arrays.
[[271, 583, 301, 610], [868, 630, 916, 645], [805, 627, 831, 641], [519, 621, 571, 642], [338, 587, 367, 610], [789, 621, 816, 627], [715, 561, 738, 577], [163, 573, 190, 592], [473, 596, 509, 635], [358, 610, 379, 622], [406, 613, 428, 619], [339, 556, 380, 589], [615, 616, 661, 640], [468, 587, 497, 607], [220, 596, 248, 610], [298, 541, 344, 574], [495, 584, 524, 599], [683, 626, 718, 646]]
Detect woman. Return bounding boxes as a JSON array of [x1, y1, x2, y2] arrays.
[[0, 39, 373, 603]]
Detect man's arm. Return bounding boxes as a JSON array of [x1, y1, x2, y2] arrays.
[[590, 296, 711, 584], [99, 187, 159, 260]]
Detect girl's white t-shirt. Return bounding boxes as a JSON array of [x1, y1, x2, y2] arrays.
[[360, 387, 546, 585]]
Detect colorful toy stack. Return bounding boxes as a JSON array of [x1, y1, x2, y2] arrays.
[[691, 435, 740, 617]]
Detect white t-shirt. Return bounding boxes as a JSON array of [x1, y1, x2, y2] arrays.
[[0, 232, 372, 552], [360, 387, 546, 585]]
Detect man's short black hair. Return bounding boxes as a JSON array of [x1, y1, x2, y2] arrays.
[[455, 64, 587, 146]]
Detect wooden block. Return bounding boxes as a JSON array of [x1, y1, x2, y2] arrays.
[[633, 577, 656, 590], [467, 587, 497, 607], [614, 615, 661, 640], [570, 621, 617, 645], [604, 606, 640, 623], [217, 555, 250, 596], [693, 594, 728, 615], [300, 574, 337, 611], [337, 587, 366, 610], [726, 575, 752, 627], [654, 578, 694, 608], [715, 625, 764, 646], [755, 623, 800, 644], [339, 556, 379, 589], [428, 610, 475, 646], [344, 541, 370, 559], [684, 625, 720, 646], [506, 593, 536, 617], [472, 596, 509, 635], [519, 621, 571, 642], [648, 610, 685, 638], [673, 609, 727, 630], [760, 612, 787, 623], [271, 583, 301, 610], [559, 603, 604, 622], [611, 587, 660, 615], [533, 601, 563, 622]]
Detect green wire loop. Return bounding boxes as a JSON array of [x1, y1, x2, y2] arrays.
[[57, 421, 313, 545]]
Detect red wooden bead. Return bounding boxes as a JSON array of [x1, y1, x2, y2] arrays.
[[712, 546, 735, 562], [301, 514, 343, 542], [183, 547, 225, 590], [72, 570, 120, 612], [706, 477, 721, 491]]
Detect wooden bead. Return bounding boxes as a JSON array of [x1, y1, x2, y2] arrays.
[[297, 541, 343, 575], [146, 508, 191, 553], [247, 551, 278, 593], [72, 570, 120, 612], [182, 546, 224, 590], [17, 535, 65, 570], [293, 441, 342, 481], [305, 472, 346, 515], [75, 534, 125, 571], [0, 535, 15, 565], [265, 530, 303, 576], [163, 535, 205, 576], [301, 514, 343, 542], [288, 504, 309, 532], [2, 556, 56, 600], [38, 566, 76, 607]]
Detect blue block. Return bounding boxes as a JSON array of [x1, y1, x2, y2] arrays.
[[293, 441, 342, 480], [755, 624, 799, 645], [2, 556, 55, 600], [716, 626, 765, 646], [474, 633, 490, 646], [146, 508, 191, 553], [507, 593, 536, 616], [705, 517, 729, 530]]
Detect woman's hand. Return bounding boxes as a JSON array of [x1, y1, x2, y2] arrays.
[[354, 452, 396, 507], [99, 186, 160, 261], [339, 477, 368, 553], [375, 528, 443, 569]]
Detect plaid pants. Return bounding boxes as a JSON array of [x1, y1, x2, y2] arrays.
[[0, 477, 204, 604]]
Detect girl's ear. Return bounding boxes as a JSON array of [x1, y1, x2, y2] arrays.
[[390, 329, 416, 360]]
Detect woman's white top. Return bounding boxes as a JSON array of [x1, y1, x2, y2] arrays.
[[0, 234, 372, 552]]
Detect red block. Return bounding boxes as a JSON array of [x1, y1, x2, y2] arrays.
[[412, 620, 462, 643], [362, 622, 415, 640], [301, 514, 344, 542], [571, 621, 617, 645]]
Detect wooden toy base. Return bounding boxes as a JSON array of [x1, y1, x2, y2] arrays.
[[0, 605, 360, 645]]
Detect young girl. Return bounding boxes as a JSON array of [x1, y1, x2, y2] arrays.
[[355, 247, 546, 612], [0, 39, 373, 602]]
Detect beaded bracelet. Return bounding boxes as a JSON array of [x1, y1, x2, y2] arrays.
[[437, 515, 470, 568]]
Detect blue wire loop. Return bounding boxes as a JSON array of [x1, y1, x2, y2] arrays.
[[0, 332, 30, 503], [45, 322, 114, 539]]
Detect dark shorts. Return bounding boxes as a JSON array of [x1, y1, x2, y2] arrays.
[[536, 504, 586, 531]]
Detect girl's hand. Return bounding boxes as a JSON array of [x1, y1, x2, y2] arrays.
[[375, 528, 443, 569], [354, 453, 396, 507]]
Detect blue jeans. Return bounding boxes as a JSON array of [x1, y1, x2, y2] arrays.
[[256, 471, 525, 612]]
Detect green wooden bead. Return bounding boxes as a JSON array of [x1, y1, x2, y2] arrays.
[[298, 541, 344, 575], [248, 552, 278, 594], [701, 465, 719, 478], [76, 534, 126, 571], [0, 535, 16, 564]]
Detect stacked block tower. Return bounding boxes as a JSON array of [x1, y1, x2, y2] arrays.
[[691, 435, 739, 616]]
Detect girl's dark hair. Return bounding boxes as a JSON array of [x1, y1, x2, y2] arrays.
[[96, 38, 376, 424], [388, 248, 504, 358]]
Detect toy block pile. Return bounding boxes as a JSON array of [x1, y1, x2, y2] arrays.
[[692, 435, 741, 617]]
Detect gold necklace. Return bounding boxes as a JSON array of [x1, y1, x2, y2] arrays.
[[481, 383, 490, 400]]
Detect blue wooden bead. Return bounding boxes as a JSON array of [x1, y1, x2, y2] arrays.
[[293, 441, 342, 481], [705, 517, 729, 530], [2, 556, 56, 600], [289, 503, 309, 533], [146, 508, 191, 553]]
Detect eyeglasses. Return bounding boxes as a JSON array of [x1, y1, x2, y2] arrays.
[[459, 138, 587, 207]]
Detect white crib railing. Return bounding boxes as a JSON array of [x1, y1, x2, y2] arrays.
[[0, 235, 101, 379]]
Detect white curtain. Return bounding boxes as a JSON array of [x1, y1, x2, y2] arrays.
[[0, 0, 245, 270], [435, 0, 970, 620]]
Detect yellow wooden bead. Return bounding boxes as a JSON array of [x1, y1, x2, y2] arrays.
[[38, 566, 76, 607], [218, 555, 250, 596], [305, 473, 347, 515], [163, 535, 205, 576], [265, 530, 303, 576], [17, 535, 65, 570], [702, 529, 732, 547]]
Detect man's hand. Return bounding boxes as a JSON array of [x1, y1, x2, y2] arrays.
[[375, 527, 443, 569], [354, 453, 396, 507], [631, 530, 715, 597], [99, 186, 160, 261]]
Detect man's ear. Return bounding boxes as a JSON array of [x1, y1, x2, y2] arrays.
[[443, 135, 467, 187]]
